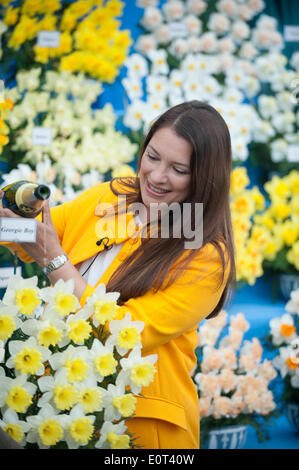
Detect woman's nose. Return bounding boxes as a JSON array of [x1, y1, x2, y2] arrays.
[[151, 165, 168, 184]]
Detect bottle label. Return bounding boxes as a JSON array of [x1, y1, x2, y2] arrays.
[[15, 183, 38, 210], [0, 218, 37, 242]]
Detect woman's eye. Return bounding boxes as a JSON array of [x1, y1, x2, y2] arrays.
[[147, 153, 157, 161], [174, 167, 188, 175]]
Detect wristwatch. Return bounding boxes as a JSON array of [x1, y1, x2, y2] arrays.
[[43, 254, 69, 275]]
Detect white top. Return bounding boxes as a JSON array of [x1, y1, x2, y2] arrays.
[[79, 214, 142, 286]]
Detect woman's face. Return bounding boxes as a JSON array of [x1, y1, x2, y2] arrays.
[[139, 127, 192, 220]]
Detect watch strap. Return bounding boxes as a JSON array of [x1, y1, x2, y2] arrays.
[[43, 254, 69, 275]]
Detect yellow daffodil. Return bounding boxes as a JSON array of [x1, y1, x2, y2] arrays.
[[65, 357, 89, 383], [6, 385, 32, 413], [3, 7, 20, 26], [14, 346, 43, 375], [130, 362, 156, 387], [106, 431, 130, 449], [38, 419, 63, 446], [94, 353, 117, 377], [3, 423, 24, 443], [69, 417, 94, 444], [38, 325, 63, 348], [68, 319, 92, 344], [53, 384, 79, 410], [112, 393, 137, 418], [0, 314, 16, 341], [265, 176, 290, 199], [117, 327, 141, 350], [78, 387, 103, 413], [94, 299, 118, 325], [231, 167, 250, 195]]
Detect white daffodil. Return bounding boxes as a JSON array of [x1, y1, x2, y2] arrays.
[[118, 347, 157, 395], [231, 136, 249, 162], [95, 421, 130, 449], [286, 288, 299, 315], [0, 303, 21, 342], [122, 76, 144, 102], [37, 368, 79, 411], [169, 69, 184, 96], [270, 314, 297, 346], [64, 306, 92, 346], [39, 278, 80, 318], [62, 404, 95, 449], [0, 408, 30, 446], [270, 138, 288, 163], [85, 283, 120, 328], [208, 12, 230, 35], [26, 403, 65, 449], [253, 118, 275, 143], [49, 344, 91, 384], [90, 338, 117, 382], [225, 67, 247, 90], [0, 340, 4, 363], [0, 163, 36, 187], [124, 53, 148, 79], [181, 53, 201, 76], [106, 313, 144, 356], [124, 100, 146, 131], [182, 77, 201, 101], [148, 49, 169, 75], [146, 74, 169, 98], [257, 95, 279, 120], [140, 6, 163, 31], [272, 346, 299, 378], [163, 0, 185, 21], [20, 314, 66, 349], [0, 374, 37, 414], [102, 383, 137, 422], [74, 376, 105, 414], [200, 76, 222, 100], [2, 275, 42, 317], [272, 111, 296, 134], [6, 336, 51, 377]]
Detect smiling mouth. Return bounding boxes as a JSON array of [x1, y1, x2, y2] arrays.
[[146, 181, 170, 195]]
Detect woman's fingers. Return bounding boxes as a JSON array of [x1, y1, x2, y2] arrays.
[[41, 199, 53, 226]]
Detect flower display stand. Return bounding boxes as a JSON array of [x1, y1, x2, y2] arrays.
[[280, 275, 299, 300], [285, 403, 299, 432], [205, 425, 248, 449]]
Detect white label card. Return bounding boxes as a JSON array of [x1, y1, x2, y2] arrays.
[[169, 21, 188, 39], [0, 266, 22, 288], [287, 144, 299, 162], [37, 30, 61, 48], [0, 218, 37, 242], [32, 127, 52, 146], [284, 25, 299, 42]]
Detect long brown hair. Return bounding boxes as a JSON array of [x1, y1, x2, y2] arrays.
[[106, 101, 236, 318]]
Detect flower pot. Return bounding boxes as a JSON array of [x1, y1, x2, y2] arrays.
[[285, 402, 299, 432], [280, 274, 299, 300], [205, 425, 248, 449]]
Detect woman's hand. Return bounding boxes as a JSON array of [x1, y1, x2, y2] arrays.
[[0, 191, 64, 268]]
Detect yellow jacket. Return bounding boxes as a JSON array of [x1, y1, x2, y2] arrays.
[[5, 181, 229, 449]]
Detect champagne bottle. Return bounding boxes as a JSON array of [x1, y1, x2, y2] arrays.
[[1, 180, 51, 218]]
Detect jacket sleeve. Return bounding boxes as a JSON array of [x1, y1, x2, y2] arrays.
[[80, 243, 229, 355]]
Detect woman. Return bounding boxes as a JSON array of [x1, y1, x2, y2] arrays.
[[0, 101, 236, 449]]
